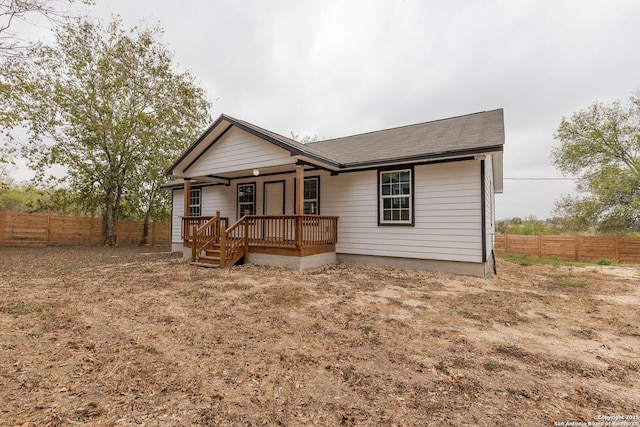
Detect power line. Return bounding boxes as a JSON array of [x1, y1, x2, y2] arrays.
[[504, 177, 575, 181]]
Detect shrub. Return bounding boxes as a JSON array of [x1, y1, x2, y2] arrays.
[[595, 258, 612, 265]]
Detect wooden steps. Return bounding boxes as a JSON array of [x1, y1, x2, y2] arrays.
[[190, 244, 244, 268]]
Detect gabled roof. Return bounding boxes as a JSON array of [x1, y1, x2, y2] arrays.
[[166, 109, 504, 179]]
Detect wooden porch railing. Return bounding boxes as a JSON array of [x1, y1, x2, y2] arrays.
[[245, 215, 339, 247], [184, 213, 339, 267], [182, 215, 228, 243]]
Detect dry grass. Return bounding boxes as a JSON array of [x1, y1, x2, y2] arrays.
[[0, 246, 639, 426]]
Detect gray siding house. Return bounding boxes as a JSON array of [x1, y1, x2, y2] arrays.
[[165, 109, 505, 277]]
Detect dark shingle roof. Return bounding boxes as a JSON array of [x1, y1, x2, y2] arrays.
[[167, 109, 504, 178], [305, 109, 504, 167]]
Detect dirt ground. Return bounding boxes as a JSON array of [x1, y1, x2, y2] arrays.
[[0, 247, 638, 426]]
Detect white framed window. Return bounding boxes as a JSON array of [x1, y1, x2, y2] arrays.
[[303, 177, 319, 214], [237, 183, 255, 218], [189, 189, 201, 216], [379, 169, 413, 225]]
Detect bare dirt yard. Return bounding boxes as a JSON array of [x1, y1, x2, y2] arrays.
[[1, 246, 639, 426]]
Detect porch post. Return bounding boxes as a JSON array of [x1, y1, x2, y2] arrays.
[[296, 164, 304, 215], [183, 178, 191, 218], [295, 165, 304, 247]]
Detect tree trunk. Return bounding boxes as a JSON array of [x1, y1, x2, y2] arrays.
[[141, 208, 151, 246], [104, 188, 117, 246]]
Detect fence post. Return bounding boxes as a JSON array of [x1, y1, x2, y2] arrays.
[[47, 209, 52, 246], [152, 220, 156, 246], [89, 213, 94, 246], [614, 235, 620, 264], [0, 204, 5, 246], [504, 231, 509, 254], [574, 235, 579, 261], [537, 232, 542, 259]]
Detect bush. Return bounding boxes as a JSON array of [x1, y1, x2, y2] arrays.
[[595, 258, 612, 265]]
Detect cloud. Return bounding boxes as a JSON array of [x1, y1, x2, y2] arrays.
[[13, 0, 640, 219]]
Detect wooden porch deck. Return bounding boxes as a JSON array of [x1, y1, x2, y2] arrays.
[[182, 213, 339, 268]]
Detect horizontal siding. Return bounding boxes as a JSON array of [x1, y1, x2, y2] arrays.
[[322, 160, 482, 263], [172, 160, 484, 263], [201, 185, 235, 219], [187, 127, 295, 176], [171, 189, 183, 243]]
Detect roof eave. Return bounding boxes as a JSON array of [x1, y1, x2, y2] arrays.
[[336, 145, 504, 171]]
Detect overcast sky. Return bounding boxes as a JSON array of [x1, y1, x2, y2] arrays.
[[8, 0, 640, 220]]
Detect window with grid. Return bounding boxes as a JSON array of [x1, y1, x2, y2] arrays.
[[379, 169, 412, 224], [237, 183, 255, 218], [189, 189, 201, 216], [303, 177, 319, 214]]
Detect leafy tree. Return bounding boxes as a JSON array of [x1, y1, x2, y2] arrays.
[[0, 0, 94, 57], [1, 17, 211, 245], [552, 91, 640, 234]]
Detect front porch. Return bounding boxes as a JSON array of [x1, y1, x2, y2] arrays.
[[181, 213, 339, 269]]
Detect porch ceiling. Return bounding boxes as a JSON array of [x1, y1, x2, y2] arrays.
[[188, 162, 318, 183]]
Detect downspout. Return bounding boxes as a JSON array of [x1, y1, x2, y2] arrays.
[[480, 159, 487, 264]]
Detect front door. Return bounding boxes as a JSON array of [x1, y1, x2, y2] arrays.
[[264, 181, 285, 242], [264, 181, 285, 215]]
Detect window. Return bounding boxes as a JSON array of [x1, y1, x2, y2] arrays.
[[189, 189, 201, 216], [237, 183, 255, 217], [379, 169, 413, 225], [303, 177, 319, 214]]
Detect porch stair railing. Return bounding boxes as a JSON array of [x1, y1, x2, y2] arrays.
[[190, 211, 248, 268]]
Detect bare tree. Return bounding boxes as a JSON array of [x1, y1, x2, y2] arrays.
[[0, 0, 93, 57]]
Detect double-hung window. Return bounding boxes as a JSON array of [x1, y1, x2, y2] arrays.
[[379, 169, 413, 225], [189, 189, 201, 216], [237, 183, 256, 218], [303, 177, 319, 214]]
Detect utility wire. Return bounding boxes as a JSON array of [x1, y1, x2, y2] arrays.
[[504, 177, 574, 180]]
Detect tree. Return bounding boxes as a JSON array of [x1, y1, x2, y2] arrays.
[[0, 0, 94, 57], [1, 17, 211, 244], [551, 90, 640, 234]]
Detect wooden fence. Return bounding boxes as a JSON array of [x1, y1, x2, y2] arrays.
[[495, 233, 640, 264], [0, 206, 170, 247]]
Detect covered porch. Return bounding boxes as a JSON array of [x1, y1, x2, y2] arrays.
[[178, 163, 340, 269]]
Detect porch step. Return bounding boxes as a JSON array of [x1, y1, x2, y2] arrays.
[[190, 261, 220, 268], [192, 243, 243, 269], [199, 254, 221, 264]]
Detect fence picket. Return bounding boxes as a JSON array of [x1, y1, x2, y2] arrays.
[[495, 234, 640, 264], [0, 209, 170, 247]]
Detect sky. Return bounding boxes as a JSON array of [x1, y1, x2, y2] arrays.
[[5, 0, 640, 220]]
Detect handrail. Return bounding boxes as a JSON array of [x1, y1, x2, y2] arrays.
[[191, 212, 222, 262], [220, 213, 249, 267], [182, 216, 213, 242]]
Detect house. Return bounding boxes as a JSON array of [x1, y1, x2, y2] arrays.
[[164, 109, 505, 277]]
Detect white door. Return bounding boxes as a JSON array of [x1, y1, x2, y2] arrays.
[[264, 181, 285, 241], [264, 181, 285, 214]]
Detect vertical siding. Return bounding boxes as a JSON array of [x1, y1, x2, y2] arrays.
[[186, 127, 295, 176], [322, 160, 483, 263]]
